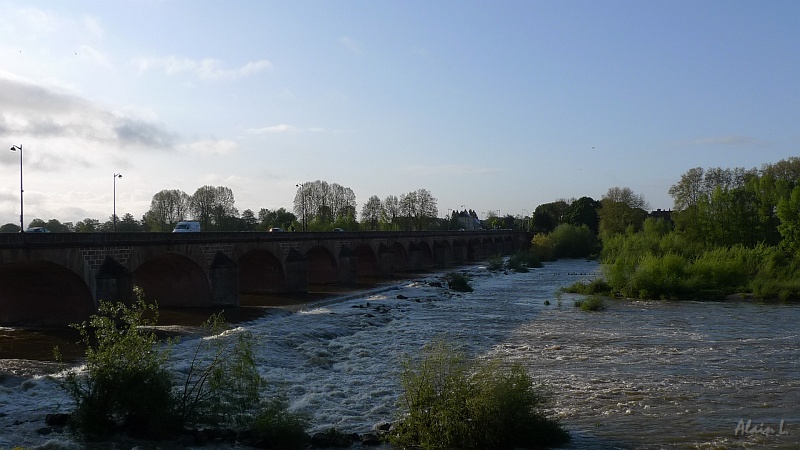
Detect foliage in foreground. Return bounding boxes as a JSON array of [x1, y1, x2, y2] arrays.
[[392, 340, 569, 449], [60, 293, 309, 445], [62, 298, 177, 439]]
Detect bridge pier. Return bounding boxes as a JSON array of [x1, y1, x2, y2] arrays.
[[337, 246, 358, 286], [285, 249, 308, 293], [209, 251, 239, 307], [95, 256, 134, 305], [377, 244, 395, 277], [407, 243, 423, 271]]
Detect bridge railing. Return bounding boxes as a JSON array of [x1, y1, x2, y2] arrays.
[[0, 230, 527, 249]]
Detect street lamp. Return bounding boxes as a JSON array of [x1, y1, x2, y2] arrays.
[[113, 173, 122, 231], [9, 145, 23, 232], [295, 183, 306, 232]]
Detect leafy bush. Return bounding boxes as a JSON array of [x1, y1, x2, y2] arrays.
[[392, 340, 569, 449], [574, 296, 606, 311], [561, 278, 612, 296], [445, 272, 473, 292], [486, 254, 504, 271], [530, 233, 556, 261], [507, 250, 543, 272], [61, 291, 309, 444], [63, 298, 179, 439], [247, 397, 310, 449], [549, 223, 598, 258], [177, 314, 265, 428]]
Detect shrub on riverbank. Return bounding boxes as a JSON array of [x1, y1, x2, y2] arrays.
[[532, 224, 598, 261], [59, 293, 309, 445], [561, 278, 612, 296], [601, 221, 800, 300], [391, 340, 569, 449], [575, 296, 606, 311], [61, 298, 178, 439]]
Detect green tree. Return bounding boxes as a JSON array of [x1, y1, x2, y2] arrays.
[[240, 209, 257, 231], [777, 185, 800, 253], [190, 185, 238, 231], [0, 223, 20, 233], [257, 207, 296, 231], [144, 189, 190, 232], [604, 186, 649, 210], [669, 167, 705, 211], [532, 200, 569, 233], [397, 188, 438, 231], [564, 197, 600, 234], [598, 198, 648, 239], [361, 195, 382, 230], [117, 213, 142, 232], [28, 218, 47, 229], [382, 194, 400, 230], [293, 180, 357, 228], [44, 219, 72, 232], [75, 218, 101, 232]]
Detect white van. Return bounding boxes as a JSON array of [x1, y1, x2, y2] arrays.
[[172, 221, 201, 232]]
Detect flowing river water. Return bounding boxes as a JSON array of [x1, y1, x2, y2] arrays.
[[1, 259, 799, 449]]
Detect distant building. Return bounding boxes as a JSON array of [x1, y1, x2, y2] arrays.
[[457, 210, 481, 230], [649, 208, 673, 222]]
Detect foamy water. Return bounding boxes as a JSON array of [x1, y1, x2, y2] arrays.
[[1, 259, 798, 449]]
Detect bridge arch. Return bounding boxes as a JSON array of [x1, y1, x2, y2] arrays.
[[306, 245, 338, 285], [467, 238, 482, 261], [390, 242, 408, 272], [482, 237, 495, 256], [417, 241, 434, 269], [353, 244, 379, 278], [0, 260, 94, 326], [238, 248, 285, 293], [133, 253, 212, 307]]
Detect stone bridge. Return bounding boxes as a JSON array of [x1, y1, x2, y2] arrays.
[[0, 230, 526, 326]]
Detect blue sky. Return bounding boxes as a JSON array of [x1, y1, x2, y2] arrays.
[[1, 0, 798, 227]]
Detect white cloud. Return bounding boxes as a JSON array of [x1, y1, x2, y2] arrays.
[[179, 139, 237, 156], [688, 135, 756, 146], [339, 37, 363, 55], [403, 164, 500, 176], [246, 124, 324, 134], [81, 15, 104, 39], [0, 75, 176, 151], [131, 56, 272, 81]]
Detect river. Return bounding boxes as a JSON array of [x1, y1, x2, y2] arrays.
[[1, 259, 798, 449]]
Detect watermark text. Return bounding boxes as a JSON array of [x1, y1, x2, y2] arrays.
[[735, 419, 788, 437]]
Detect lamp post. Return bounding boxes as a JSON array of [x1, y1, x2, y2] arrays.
[[296, 183, 305, 232], [9, 145, 23, 232], [113, 173, 122, 231]]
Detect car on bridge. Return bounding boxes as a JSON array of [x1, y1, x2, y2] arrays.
[[173, 221, 201, 232], [25, 227, 50, 233]]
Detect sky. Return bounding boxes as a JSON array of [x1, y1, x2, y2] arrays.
[[0, 0, 798, 227]]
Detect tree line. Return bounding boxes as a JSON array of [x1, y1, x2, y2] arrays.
[[0, 181, 447, 233]]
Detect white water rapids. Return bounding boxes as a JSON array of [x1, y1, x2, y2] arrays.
[[1, 259, 799, 449]]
